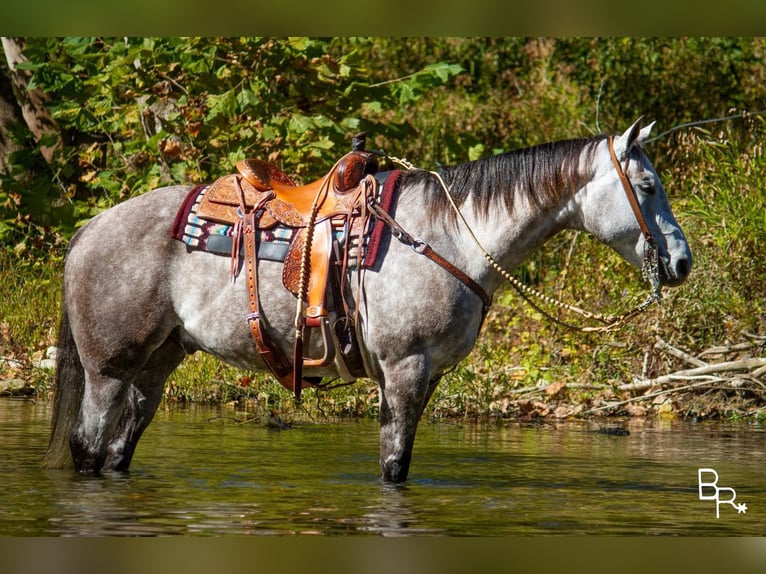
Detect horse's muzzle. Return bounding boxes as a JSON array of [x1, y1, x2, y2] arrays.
[[660, 251, 692, 287]]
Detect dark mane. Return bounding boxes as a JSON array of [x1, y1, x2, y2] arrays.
[[402, 135, 607, 224]]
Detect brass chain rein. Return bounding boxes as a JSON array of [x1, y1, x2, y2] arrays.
[[386, 152, 662, 334]]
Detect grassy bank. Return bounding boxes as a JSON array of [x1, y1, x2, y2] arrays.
[[1, 121, 764, 423]]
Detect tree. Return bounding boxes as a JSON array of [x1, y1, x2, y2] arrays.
[[0, 59, 22, 176], [1, 37, 62, 165]]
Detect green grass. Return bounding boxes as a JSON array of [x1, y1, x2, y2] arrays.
[[0, 252, 62, 395], [164, 352, 380, 421], [0, 253, 62, 349]]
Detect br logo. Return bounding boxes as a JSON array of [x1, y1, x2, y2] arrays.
[[698, 468, 748, 518]]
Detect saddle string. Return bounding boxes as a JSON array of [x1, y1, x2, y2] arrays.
[[229, 176, 249, 280], [353, 177, 375, 325], [386, 150, 661, 334], [292, 165, 335, 398]]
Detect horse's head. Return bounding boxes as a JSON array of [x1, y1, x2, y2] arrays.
[[577, 119, 692, 288]]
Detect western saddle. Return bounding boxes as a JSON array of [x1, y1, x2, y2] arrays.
[[195, 133, 379, 399]]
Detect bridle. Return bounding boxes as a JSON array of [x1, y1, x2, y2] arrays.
[[380, 134, 664, 333], [607, 135, 662, 299]]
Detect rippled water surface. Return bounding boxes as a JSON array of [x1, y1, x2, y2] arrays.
[[1, 398, 763, 536]]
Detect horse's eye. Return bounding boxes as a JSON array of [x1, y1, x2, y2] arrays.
[[637, 175, 656, 195]]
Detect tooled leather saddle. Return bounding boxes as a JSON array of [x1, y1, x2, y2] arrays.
[[194, 133, 379, 399]]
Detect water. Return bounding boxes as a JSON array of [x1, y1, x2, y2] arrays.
[[1, 397, 764, 536]]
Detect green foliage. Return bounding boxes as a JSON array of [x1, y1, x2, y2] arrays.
[[657, 116, 766, 347], [3, 37, 765, 419], [0, 251, 61, 346], [5, 37, 766, 249], [1, 37, 463, 251]]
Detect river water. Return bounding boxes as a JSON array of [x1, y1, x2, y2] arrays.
[[1, 397, 763, 536]]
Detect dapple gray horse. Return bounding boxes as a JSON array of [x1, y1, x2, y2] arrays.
[[44, 119, 691, 482]]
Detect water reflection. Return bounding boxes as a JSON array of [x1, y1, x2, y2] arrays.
[[359, 483, 444, 536], [1, 398, 764, 536], [43, 471, 181, 536]]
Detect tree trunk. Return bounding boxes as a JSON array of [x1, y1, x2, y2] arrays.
[[1, 37, 61, 165], [0, 58, 23, 176]]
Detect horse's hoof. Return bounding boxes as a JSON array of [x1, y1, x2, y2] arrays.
[[381, 455, 410, 483], [69, 435, 105, 474]]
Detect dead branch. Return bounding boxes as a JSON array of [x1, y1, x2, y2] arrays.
[[654, 336, 707, 367], [698, 333, 766, 358], [583, 379, 732, 415], [700, 341, 762, 357], [620, 357, 766, 392], [507, 382, 607, 396]]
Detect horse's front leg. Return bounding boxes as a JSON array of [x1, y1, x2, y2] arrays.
[[377, 355, 431, 483]]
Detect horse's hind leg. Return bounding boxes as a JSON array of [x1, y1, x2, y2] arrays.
[[102, 338, 186, 471], [70, 338, 185, 474], [69, 370, 132, 474]]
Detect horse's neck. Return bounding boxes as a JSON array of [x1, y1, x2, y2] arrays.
[[446, 188, 578, 294]]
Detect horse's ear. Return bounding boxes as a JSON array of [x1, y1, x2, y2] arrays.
[[613, 117, 644, 160], [636, 121, 656, 147]]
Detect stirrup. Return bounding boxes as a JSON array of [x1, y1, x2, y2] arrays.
[[302, 309, 336, 368]]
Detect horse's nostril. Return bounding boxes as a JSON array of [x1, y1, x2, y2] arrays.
[[675, 257, 691, 279]]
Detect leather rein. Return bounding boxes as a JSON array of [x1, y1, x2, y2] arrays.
[[379, 136, 662, 333]]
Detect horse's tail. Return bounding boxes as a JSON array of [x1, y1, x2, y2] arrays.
[[43, 304, 83, 469]]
